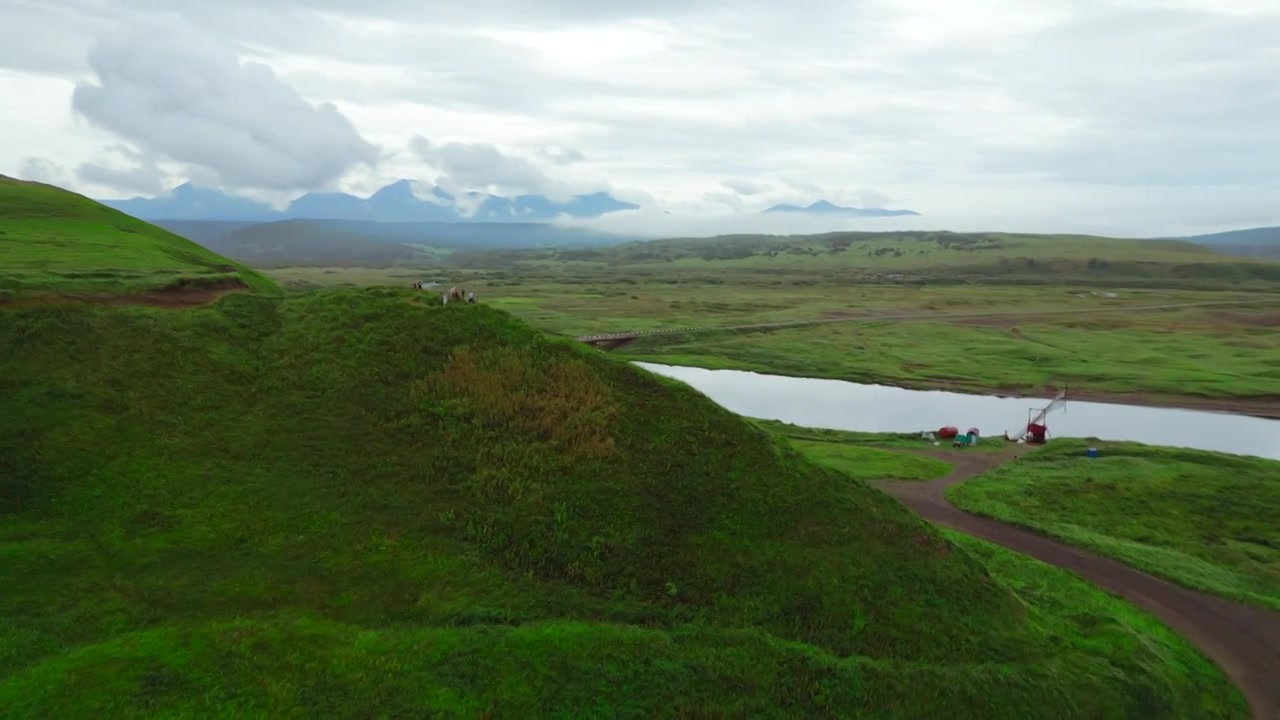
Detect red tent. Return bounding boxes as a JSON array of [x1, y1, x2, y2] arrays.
[[938, 426, 959, 439], [1026, 423, 1048, 444]]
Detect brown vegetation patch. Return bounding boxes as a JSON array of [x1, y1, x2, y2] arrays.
[[416, 347, 619, 459], [0, 277, 249, 310], [1211, 311, 1280, 328], [583, 336, 637, 351]]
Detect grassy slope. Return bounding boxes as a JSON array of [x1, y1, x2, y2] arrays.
[[948, 439, 1280, 610], [0, 176, 275, 298], [788, 440, 952, 481], [0, 187, 1247, 717], [0, 292, 1249, 717]]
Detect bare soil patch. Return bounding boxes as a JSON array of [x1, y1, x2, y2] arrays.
[[0, 278, 249, 311]]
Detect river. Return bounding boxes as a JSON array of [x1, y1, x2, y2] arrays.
[[634, 362, 1280, 461]]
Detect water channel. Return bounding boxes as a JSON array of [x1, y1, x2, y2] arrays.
[[634, 362, 1280, 461]]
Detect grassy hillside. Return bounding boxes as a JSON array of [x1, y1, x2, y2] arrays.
[[0, 290, 1247, 716], [0, 176, 275, 299], [948, 439, 1280, 610]]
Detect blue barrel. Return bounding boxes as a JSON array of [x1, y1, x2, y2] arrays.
[[1086, 447, 1099, 458]]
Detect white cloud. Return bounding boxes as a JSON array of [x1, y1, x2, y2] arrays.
[[409, 135, 574, 201], [70, 15, 379, 192], [1, 0, 1280, 235], [720, 179, 772, 196], [75, 144, 168, 195], [18, 157, 73, 186], [539, 146, 586, 165]]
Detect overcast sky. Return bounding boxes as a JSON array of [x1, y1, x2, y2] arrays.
[[2, 0, 1279, 236]]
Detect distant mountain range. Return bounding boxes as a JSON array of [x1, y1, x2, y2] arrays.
[[1170, 226, 1280, 258], [99, 179, 641, 223], [161, 218, 650, 268], [762, 200, 921, 218]]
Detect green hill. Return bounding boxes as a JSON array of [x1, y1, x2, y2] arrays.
[[0, 182, 1245, 717], [0, 175, 275, 299]]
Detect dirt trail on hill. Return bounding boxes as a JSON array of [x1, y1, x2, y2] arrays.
[[872, 450, 1280, 720], [0, 281, 247, 310]]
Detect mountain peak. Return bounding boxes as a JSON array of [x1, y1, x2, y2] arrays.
[[97, 179, 640, 223], [370, 179, 417, 201], [762, 199, 921, 218]]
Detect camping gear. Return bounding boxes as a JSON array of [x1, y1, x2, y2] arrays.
[[938, 426, 959, 439], [1026, 423, 1048, 444], [953, 432, 975, 447], [1086, 447, 1099, 458], [1006, 387, 1067, 443]]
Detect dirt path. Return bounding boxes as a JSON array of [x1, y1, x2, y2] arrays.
[[0, 282, 248, 310], [872, 450, 1280, 720]]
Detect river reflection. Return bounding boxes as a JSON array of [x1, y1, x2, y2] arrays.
[[634, 362, 1280, 461]]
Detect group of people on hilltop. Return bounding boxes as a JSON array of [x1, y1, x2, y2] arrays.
[[415, 281, 476, 305]]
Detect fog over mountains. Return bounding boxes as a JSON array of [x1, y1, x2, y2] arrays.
[[100, 179, 930, 224], [99, 179, 642, 223]]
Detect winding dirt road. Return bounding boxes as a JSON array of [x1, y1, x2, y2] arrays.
[[872, 450, 1280, 720]]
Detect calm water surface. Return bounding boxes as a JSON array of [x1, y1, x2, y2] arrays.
[[635, 362, 1280, 461]]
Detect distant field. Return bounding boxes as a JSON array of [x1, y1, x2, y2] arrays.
[[263, 229, 1280, 284], [612, 301, 1280, 403]]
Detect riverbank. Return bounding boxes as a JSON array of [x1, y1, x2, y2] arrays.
[[636, 362, 1280, 461], [625, 352, 1280, 420]]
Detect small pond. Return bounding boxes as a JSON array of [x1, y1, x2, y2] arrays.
[[634, 362, 1280, 461]]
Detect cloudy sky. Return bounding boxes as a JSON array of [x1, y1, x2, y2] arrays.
[[2, 0, 1278, 236]]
